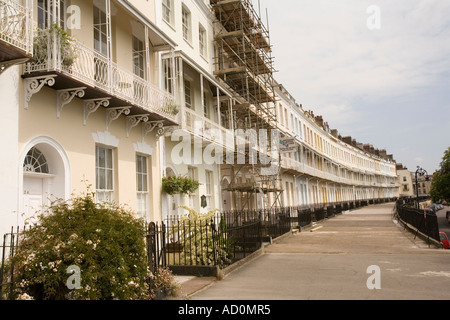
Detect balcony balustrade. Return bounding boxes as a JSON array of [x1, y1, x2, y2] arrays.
[[23, 28, 178, 125], [183, 107, 236, 151], [280, 156, 393, 188], [0, 0, 33, 71]]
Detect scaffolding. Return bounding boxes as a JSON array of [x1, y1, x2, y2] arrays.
[[211, 0, 283, 210]]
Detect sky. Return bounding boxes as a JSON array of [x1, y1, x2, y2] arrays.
[[258, 0, 450, 174]]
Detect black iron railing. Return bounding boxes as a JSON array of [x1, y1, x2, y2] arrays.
[[0, 227, 21, 300], [1, 198, 397, 299], [395, 200, 440, 243]]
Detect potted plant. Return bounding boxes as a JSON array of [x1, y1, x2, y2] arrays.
[[167, 102, 180, 116], [33, 23, 77, 68]]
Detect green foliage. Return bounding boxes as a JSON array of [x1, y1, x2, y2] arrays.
[[170, 207, 233, 268], [13, 191, 150, 300], [34, 23, 77, 67], [162, 176, 200, 195], [431, 147, 450, 203]]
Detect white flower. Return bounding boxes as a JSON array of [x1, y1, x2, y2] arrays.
[[86, 240, 93, 245], [17, 293, 34, 300], [18, 280, 28, 288]]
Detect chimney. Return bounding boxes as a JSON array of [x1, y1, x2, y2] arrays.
[[331, 129, 339, 138], [342, 136, 352, 145], [315, 116, 324, 128]]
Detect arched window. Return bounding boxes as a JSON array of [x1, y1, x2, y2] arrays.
[[23, 147, 49, 174]]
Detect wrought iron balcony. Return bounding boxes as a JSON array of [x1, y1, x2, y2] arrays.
[[0, 0, 33, 72], [182, 107, 236, 150], [23, 27, 179, 126]]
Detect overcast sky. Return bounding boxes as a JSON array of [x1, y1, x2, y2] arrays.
[[258, 0, 450, 173]]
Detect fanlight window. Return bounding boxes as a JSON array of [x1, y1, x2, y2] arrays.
[[23, 147, 49, 174]]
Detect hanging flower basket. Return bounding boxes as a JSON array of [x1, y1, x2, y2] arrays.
[[162, 176, 199, 196]]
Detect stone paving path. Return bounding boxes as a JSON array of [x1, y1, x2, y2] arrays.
[[187, 203, 450, 300]]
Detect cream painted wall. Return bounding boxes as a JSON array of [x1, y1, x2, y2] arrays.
[[0, 66, 20, 236], [163, 137, 221, 215], [113, 5, 133, 72], [69, 0, 94, 47], [19, 85, 163, 222], [155, 0, 214, 73], [128, 0, 157, 22]]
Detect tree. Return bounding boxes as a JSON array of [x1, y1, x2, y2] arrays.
[[430, 147, 450, 203]]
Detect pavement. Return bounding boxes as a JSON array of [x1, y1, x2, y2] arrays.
[[170, 203, 450, 300]]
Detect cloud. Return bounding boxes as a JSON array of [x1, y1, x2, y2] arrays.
[[265, 0, 450, 104], [415, 157, 425, 164]]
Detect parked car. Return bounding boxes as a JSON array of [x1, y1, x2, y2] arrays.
[[430, 204, 443, 212], [439, 232, 449, 249]]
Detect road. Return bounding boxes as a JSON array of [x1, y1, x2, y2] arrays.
[[191, 203, 450, 300]]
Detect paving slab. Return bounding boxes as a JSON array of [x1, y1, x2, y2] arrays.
[[189, 203, 450, 300]]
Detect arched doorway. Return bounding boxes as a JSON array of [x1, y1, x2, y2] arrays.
[[19, 137, 70, 226]]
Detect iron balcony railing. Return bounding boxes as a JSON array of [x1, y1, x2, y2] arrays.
[[182, 107, 236, 151], [0, 0, 33, 55], [24, 28, 178, 122]]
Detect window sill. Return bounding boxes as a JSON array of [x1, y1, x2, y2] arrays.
[[183, 38, 194, 49], [163, 18, 176, 33]]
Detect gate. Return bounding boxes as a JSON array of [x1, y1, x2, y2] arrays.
[[146, 222, 167, 274]]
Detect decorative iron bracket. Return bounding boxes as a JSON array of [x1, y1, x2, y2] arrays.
[[126, 114, 149, 137], [24, 75, 57, 109], [143, 121, 166, 139], [83, 98, 111, 125], [0, 58, 29, 75], [56, 87, 86, 118], [106, 107, 131, 130]]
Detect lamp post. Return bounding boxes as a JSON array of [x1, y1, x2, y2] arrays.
[[415, 166, 428, 210]]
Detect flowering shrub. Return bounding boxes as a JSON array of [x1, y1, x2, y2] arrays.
[[149, 267, 179, 299], [13, 191, 150, 300]]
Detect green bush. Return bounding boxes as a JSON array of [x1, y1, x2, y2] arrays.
[[169, 206, 233, 268], [13, 191, 150, 300]]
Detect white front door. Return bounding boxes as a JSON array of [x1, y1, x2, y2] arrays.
[[22, 175, 45, 225]]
